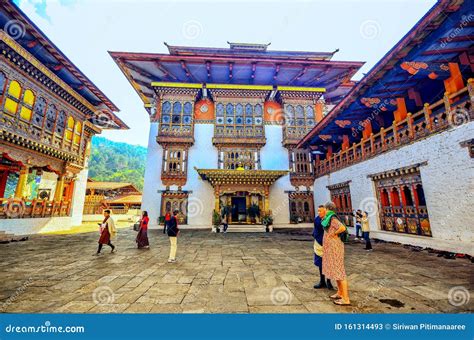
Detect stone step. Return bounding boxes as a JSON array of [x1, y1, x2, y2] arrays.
[[224, 225, 267, 233], [0, 231, 28, 244]]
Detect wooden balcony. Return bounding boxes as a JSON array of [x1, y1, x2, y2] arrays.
[[0, 198, 71, 219], [315, 85, 473, 178]]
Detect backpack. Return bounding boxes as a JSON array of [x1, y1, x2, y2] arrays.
[[331, 215, 350, 243]]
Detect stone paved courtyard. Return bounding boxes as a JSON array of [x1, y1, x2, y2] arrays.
[[0, 228, 472, 313]]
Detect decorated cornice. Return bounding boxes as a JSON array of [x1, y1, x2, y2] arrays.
[[195, 167, 288, 187], [368, 162, 427, 180], [327, 180, 351, 190], [212, 137, 266, 148]]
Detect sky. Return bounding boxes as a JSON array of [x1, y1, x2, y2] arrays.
[[15, 0, 437, 147]]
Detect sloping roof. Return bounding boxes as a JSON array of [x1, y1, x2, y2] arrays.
[[0, 2, 128, 130], [86, 181, 139, 192], [104, 194, 142, 204], [109, 43, 364, 111], [298, 0, 473, 149]]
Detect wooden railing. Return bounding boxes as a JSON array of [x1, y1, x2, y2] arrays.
[[0, 198, 71, 219], [315, 84, 473, 177]]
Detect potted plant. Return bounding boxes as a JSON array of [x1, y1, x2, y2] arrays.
[[212, 210, 221, 233], [262, 212, 273, 232], [158, 216, 165, 225], [247, 203, 260, 224]]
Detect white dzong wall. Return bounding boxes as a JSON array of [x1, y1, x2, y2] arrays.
[[141, 122, 164, 228], [313, 122, 474, 255], [183, 124, 217, 227], [261, 125, 292, 224]]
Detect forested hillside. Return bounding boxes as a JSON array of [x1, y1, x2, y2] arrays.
[[88, 137, 147, 190]]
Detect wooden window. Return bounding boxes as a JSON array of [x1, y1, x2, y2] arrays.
[[374, 168, 431, 236], [290, 148, 313, 175], [32, 97, 47, 126], [73, 121, 82, 145], [56, 110, 66, 136], [65, 116, 74, 141], [4, 80, 22, 115], [327, 181, 353, 227], [219, 148, 260, 170], [214, 101, 264, 138], [19, 89, 35, 121], [44, 104, 57, 132], [160, 100, 193, 135], [284, 103, 316, 140]]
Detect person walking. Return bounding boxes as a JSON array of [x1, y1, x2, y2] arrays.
[[321, 202, 351, 306], [313, 205, 334, 290], [95, 209, 116, 255], [221, 213, 228, 233], [361, 211, 373, 251], [167, 210, 180, 263], [354, 209, 363, 240], [136, 211, 150, 249]]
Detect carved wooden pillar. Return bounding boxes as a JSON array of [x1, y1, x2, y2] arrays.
[[423, 103, 433, 131], [407, 113, 414, 139], [392, 120, 399, 145], [14, 166, 29, 198], [380, 127, 386, 151], [264, 186, 270, 213], [214, 186, 220, 213], [54, 174, 65, 201]]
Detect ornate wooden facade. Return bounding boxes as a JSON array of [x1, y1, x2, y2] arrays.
[[370, 165, 431, 236], [0, 2, 126, 221], [111, 42, 363, 225]]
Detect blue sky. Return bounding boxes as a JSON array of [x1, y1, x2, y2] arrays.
[[16, 0, 436, 147]]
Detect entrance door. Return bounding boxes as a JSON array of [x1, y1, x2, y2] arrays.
[[231, 197, 246, 223]]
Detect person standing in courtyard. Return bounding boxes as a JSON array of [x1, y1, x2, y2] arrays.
[[95, 209, 116, 256], [354, 209, 363, 240], [361, 211, 373, 251], [221, 213, 229, 233], [136, 211, 150, 249], [167, 210, 180, 263], [163, 210, 171, 234], [313, 205, 334, 290], [321, 201, 351, 306]]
